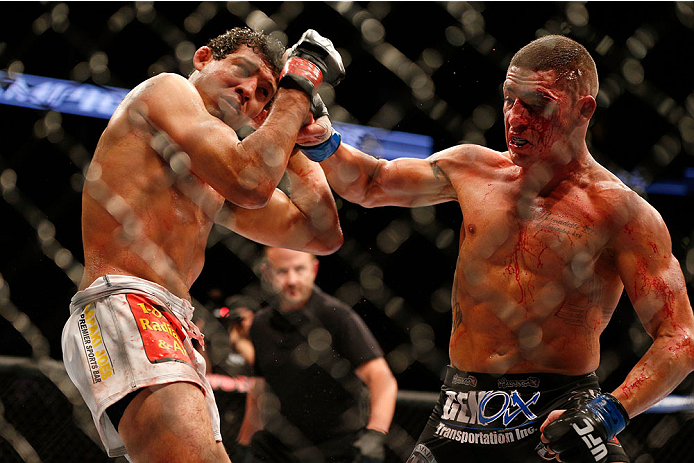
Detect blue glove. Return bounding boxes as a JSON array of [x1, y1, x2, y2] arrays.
[[541, 393, 629, 463]]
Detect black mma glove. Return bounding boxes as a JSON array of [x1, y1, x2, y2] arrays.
[[541, 393, 629, 463], [298, 94, 341, 161], [352, 429, 386, 463], [280, 29, 346, 96]]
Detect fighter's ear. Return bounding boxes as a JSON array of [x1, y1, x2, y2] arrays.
[[193, 46, 214, 71], [578, 95, 596, 120], [311, 258, 319, 278]]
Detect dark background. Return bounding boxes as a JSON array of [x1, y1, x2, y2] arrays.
[[1, 1, 694, 398]]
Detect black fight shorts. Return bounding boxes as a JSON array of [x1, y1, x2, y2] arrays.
[[407, 367, 629, 463]]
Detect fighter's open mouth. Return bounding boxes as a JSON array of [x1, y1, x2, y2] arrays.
[[512, 136, 529, 146]]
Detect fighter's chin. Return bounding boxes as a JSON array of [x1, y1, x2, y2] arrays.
[[508, 148, 533, 167]]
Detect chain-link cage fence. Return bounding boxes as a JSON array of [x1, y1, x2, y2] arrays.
[[2, 2, 694, 462]]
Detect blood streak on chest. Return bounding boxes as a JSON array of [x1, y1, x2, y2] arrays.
[[504, 226, 541, 304]]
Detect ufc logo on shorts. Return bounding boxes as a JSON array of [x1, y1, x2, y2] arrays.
[[571, 419, 607, 461]]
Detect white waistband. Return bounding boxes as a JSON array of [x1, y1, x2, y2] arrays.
[[70, 275, 193, 321]]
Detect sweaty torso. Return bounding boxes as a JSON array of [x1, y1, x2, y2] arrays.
[[444, 146, 633, 375], [80, 79, 225, 299]]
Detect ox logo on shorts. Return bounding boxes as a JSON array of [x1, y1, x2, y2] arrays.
[[79, 303, 115, 383], [127, 294, 192, 366]]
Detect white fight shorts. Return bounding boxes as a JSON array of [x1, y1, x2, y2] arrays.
[[61, 275, 221, 458]]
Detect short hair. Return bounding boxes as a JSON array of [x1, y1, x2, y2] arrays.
[[509, 35, 598, 97], [206, 27, 284, 77]]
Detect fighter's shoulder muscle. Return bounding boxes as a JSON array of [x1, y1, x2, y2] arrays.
[[429, 144, 508, 179]]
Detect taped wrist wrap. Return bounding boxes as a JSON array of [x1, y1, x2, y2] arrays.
[[299, 129, 341, 161], [585, 393, 629, 440]]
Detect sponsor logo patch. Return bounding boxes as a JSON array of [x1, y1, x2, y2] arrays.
[[406, 444, 437, 463], [127, 294, 192, 366], [79, 303, 115, 383], [498, 376, 540, 388], [452, 373, 478, 387]]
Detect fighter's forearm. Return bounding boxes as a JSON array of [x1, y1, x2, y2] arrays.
[[321, 143, 383, 206], [282, 151, 343, 254], [612, 331, 694, 417], [235, 88, 311, 204]]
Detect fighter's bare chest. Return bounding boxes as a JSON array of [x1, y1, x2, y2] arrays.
[[459, 182, 611, 271]]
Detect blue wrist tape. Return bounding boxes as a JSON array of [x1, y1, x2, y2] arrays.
[[299, 129, 341, 162], [585, 394, 629, 439]]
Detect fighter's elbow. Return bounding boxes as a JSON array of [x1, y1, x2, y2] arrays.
[[228, 183, 275, 209], [311, 229, 344, 255]]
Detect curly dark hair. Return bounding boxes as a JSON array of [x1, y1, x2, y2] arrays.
[[205, 27, 284, 77]]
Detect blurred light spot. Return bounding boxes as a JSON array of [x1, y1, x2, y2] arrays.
[[136, 2, 156, 23], [108, 6, 134, 32], [430, 286, 451, 313], [361, 18, 385, 44], [85, 162, 102, 182], [55, 248, 73, 269], [330, 358, 350, 378], [308, 327, 332, 352], [71, 62, 91, 82], [170, 151, 191, 174], [436, 228, 454, 249], [565, 2, 589, 27], [259, 390, 281, 415], [422, 48, 443, 70], [678, 116, 694, 143], [445, 26, 466, 47], [51, 3, 70, 33], [8, 61, 25, 77], [335, 281, 362, 307], [676, 1, 694, 27], [360, 263, 384, 291], [384, 297, 404, 318], [571, 252, 594, 280], [472, 104, 496, 130], [652, 134, 680, 166], [595, 36, 614, 56], [518, 323, 543, 350], [461, 9, 485, 37], [1, 169, 17, 191], [386, 346, 412, 374], [247, 10, 275, 32], [626, 36, 648, 59], [89, 52, 109, 74], [227, 1, 251, 17], [38, 220, 56, 242], [411, 206, 435, 226], [377, 219, 412, 254], [686, 247, 694, 276], [237, 166, 262, 190], [33, 14, 51, 35], [261, 145, 284, 168], [175, 41, 196, 62], [622, 58, 644, 85]]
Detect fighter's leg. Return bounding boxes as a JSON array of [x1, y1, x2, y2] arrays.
[[116, 382, 230, 463]]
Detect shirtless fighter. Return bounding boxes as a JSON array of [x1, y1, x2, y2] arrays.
[[61, 28, 345, 462], [307, 35, 694, 462]]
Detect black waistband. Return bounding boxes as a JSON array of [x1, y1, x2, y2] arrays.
[[443, 366, 599, 391]]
